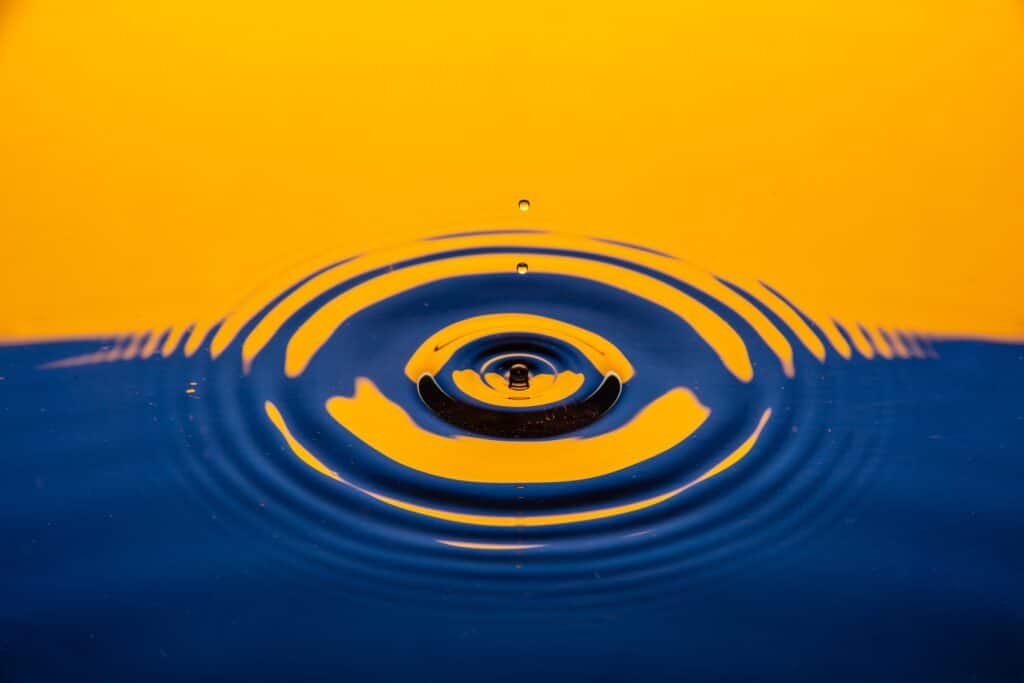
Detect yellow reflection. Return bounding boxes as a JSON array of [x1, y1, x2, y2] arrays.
[[266, 399, 771, 528], [407, 313, 634, 382], [742, 282, 827, 363], [326, 378, 709, 483], [286, 253, 754, 381], [227, 233, 797, 379], [437, 540, 543, 550]]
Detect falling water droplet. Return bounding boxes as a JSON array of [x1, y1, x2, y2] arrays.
[[516, 262, 529, 275], [518, 199, 530, 212]]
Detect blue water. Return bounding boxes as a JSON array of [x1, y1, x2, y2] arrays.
[[2, 240, 1023, 681]]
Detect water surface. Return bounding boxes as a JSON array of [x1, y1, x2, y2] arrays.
[[2, 232, 1022, 681]]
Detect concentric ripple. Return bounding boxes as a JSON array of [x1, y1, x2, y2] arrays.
[[62, 231, 936, 602]]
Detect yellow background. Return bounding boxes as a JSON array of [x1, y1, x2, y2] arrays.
[[1, 0, 1022, 341]]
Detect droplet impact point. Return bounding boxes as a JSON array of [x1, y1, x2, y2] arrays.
[[508, 363, 530, 391], [516, 262, 529, 275]]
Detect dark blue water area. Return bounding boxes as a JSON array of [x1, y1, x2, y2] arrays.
[[1, 338, 1023, 682]]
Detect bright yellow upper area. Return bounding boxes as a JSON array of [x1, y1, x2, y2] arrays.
[[1, 1, 1022, 340]]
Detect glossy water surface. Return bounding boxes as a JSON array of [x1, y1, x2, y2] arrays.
[[2, 233, 1022, 681]]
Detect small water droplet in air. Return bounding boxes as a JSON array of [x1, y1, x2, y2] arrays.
[[518, 199, 530, 211], [516, 262, 529, 275]]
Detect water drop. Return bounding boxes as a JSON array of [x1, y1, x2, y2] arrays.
[[508, 363, 530, 391], [518, 199, 530, 212], [516, 262, 529, 275]]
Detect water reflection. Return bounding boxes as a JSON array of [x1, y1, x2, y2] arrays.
[[17, 231, 958, 602], [2, 232, 1023, 683]]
